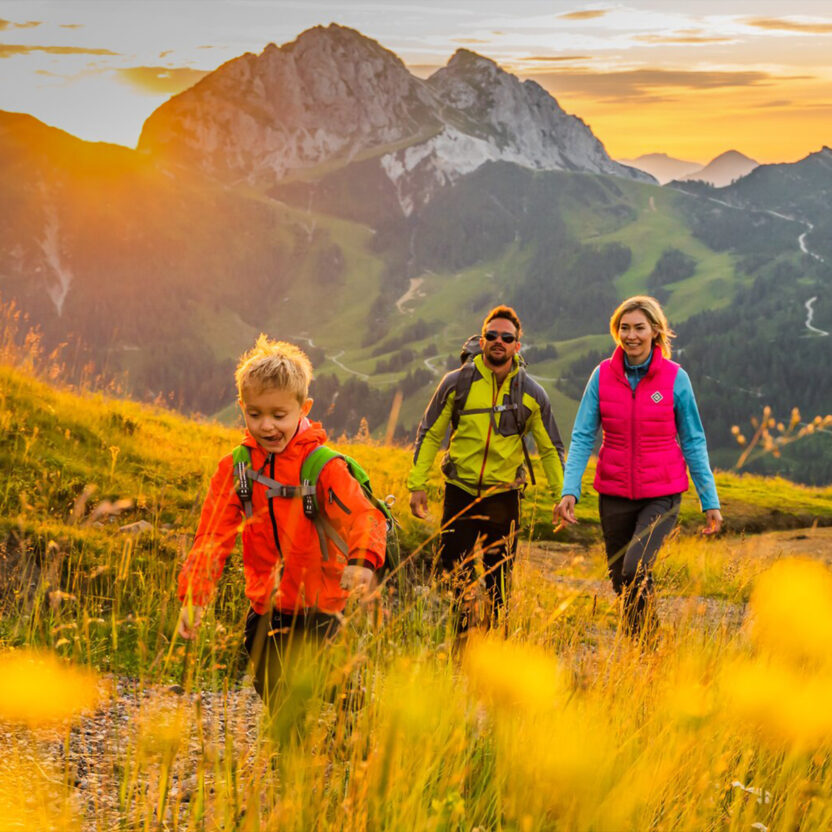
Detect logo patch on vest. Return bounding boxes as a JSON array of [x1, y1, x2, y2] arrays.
[[650, 391, 664, 403]]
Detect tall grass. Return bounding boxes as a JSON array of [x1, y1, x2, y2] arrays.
[[4, 535, 832, 830], [3, 363, 832, 829]]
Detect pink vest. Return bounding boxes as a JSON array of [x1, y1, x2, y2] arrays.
[[593, 345, 689, 500]]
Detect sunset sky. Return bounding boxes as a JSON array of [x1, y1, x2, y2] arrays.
[[1, 0, 830, 164]]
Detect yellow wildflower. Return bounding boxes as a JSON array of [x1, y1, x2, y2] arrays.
[[464, 635, 565, 712], [0, 650, 100, 726], [748, 558, 832, 668], [722, 658, 832, 751]]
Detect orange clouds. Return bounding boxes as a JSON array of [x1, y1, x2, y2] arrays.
[[747, 17, 832, 34], [0, 43, 117, 58], [531, 67, 811, 104], [522, 55, 591, 63], [559, 9, 609, 20], [634, 33, 734, 45], [529, 67, 832, 163], [117, 66, 209, 95], [0, 19, 42, 30]]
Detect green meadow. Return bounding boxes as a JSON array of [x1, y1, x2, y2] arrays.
[[2, 362, 832, 830]]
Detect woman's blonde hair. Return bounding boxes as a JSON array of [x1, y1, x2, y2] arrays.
[[609, 295, 675, 358], [235, 334, 313, 403]]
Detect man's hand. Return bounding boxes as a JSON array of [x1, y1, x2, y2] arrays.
[[409, 490, 428, 519], [554, 495, 578, 526], [177, 604, 204, 640], [702, 509, 723, 536], [340, 565, 377, 596]]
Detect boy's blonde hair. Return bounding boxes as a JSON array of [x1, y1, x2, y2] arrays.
[[610, 295, 676, 358], [235, 334, 313, 403]]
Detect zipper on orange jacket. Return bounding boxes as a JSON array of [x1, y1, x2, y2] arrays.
[[265, 453, 283, 558]]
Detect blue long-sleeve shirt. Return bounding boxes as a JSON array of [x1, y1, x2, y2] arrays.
[[561, 355, 720, 511]]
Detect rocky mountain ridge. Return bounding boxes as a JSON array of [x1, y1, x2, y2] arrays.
[[138, 24, 652, 211]]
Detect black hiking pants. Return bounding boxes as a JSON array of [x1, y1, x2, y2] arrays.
[[244, 606, 340, 707], [598, 493, 681, 635], [438, 483, 521, 632]]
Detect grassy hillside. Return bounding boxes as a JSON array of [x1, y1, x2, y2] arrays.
[[2, 361, 831, 655], [4, 363, 832, 830]]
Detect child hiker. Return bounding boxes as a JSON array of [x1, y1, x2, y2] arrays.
[[176, 335, 387, 705]]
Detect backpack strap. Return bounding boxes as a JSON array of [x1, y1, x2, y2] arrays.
[[232, 445, 253, 518], [300, 446, 350, 562], [451, 361, 477, 430], [510, 368, 536, 485]]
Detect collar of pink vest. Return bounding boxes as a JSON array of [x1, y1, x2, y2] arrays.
[[610, 344, 664, 383]]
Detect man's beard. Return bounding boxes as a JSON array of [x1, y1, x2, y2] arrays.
[[486, 349, 511, 367]]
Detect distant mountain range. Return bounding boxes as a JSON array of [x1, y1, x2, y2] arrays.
[[622, 150, 758, 186], [1, 24, 830, 481], [139, 24, 652, 215]]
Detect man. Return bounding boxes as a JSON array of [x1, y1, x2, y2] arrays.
[[407, 305, 565, 631]]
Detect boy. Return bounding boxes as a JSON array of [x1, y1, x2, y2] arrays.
[[176, 335, 387, 703]]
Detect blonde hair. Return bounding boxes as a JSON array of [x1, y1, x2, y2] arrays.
[[609, 295, 675, 358], [235, 334, 313, 403]]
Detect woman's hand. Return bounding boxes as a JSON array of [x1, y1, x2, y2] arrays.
[[702, 509, 723, 536], [555, 495, 578, 526], [177, 604, 204, 640]]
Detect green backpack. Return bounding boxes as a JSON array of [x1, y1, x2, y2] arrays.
[[231, 444, 400, 580]]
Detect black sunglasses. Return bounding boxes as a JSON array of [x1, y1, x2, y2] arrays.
[[483, 330, 517, 344]]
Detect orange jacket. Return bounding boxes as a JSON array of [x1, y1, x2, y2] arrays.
[[177, 420, 387, 615]]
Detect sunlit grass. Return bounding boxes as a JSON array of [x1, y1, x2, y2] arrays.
[[3, 362, 832, 829]]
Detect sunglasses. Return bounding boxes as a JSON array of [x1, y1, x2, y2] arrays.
[[483, 330, 517, 344]]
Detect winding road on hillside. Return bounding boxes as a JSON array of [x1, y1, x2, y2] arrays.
[[745, 205, 826, 336], [290, 334, 373, 380], [695, 195, 829, 337]]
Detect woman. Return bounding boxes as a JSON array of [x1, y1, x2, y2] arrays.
[[555, 296, 722, 636]]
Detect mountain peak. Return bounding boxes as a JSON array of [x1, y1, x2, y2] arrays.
[[619, 152, 702, 184], [138, 24, 653, 195], [680, 149, 758, 187], [444, 48, 501, 73], [712, 149, 757, 163], [138, 24, 438, 181]]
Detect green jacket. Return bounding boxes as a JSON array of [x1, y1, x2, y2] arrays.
[[407, 355, 565, 497]]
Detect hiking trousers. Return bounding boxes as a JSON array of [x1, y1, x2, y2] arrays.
[[598, 493, 681, 633], [438, 483, 521, 631], [244, 606, 340, 706]]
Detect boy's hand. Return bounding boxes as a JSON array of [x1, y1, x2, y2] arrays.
[[340, 565, 377, 596], [177, 604, 204, 640], [409, 490, 428, 519]]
